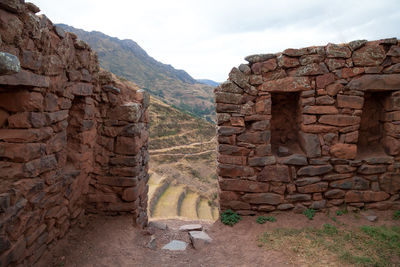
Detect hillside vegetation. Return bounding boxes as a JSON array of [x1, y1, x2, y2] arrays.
[[58, 24, 215, 121], [148, 97, 218, 220]]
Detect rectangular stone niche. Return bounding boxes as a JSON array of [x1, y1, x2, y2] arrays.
[[357, 91, 390, 157], [270, 92, 302, 156]]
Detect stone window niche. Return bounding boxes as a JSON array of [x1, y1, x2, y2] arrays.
[[357, 91, 391, 157], [270, 92, 302, 156]]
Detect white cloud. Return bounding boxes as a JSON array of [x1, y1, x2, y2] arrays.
[[33, 0, 400, 81]]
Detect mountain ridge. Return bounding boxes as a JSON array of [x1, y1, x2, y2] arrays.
[[57, 23, 215, 120]]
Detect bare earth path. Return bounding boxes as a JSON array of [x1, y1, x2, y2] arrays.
[[37, 210, 398, 267]]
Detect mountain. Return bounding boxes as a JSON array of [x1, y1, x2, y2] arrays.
[[57, 24, 215, 120], [197, 79, 220, 87]]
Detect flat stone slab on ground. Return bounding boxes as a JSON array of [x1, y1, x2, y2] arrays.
[[162, 240, 188, 251], [365, 215, 378, 222], [179, 224, 203, 231], [148, 221, 168, 230], [189, 231, 212, 249]]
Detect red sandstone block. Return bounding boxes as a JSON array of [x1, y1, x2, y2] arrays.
[[218, 154, 246, 165], [345, 190, 390, 203], [379, 173, 400, 194], [219, 190, 240, 201], [277, 55, 300, 68], [300, 124, 337, 133], [0, 91, 43, 112], [319, 115, 360, 126], [237, 131, 270, 144], [316, 73, 335, 88], [303, 105, 338, 114], [258, 165, 290, 182], [340, 67, 365, 78], [242, 193, 284, 205], [353, 45, 385, 66], [0, 142, 45, 162], [337, 94, 364, 109], [326, 43, 351, 58], [217, 163, 255, 178], [219, 178, 269, 193], [260, 76, 310, 92], [330, 143, 357, 159], [325, 58, 345, 71]]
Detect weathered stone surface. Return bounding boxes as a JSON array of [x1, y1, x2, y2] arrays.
[[219, 179, 269, 192], [326, 43, 351, 58], [0, 91, 44, 112], [108, 103, 142, 123], [330, 177, 369, 190], [299, 131, 321, 158], [348, 40, 367, 51], [217, 81, 243, 94], [345, 191, 390, 203], [229, 67, 250, 89], [277, 55, 299, 68], [379, 173, 400, 194], [162, 240, 187, 251], [248, 156, 276, 166], [260, 77, 310, 92], [217, 126, 244, 136], [218, 144, 250, 156], [258, 165, 290, 182], [245, 54, 276, 64], [0, 52, 20, 75], [237, 131, 270, 144], [297, 182, 328, 193], [346, 74, 400, 91], [217, 164, 254, 178], [337, 95, 364, 109], [353, 45, 386, 66], [325, 58, 346, 71], [242, 193, 283, 204], [358, 164, 386, 175], [282, 154, 308, 165], [189, 231, 212, 249], [310, 200, 326, 210], [324, 189, 345, 198], [296, 63, 329, 76], [283, 48, 308, 57], [303, 105, 338, 114], [215, 92, 243, 104], [0, 0, 24, 13], [319, 115, 360, 126], [330, 143, 357, 159], [0, 70, 50, 87], [179, 224, 202, 231], [295, 177, 321, 186], [297, 165, 333, 176], [316, 95, 335, 105], [286, 194, 311, 202]]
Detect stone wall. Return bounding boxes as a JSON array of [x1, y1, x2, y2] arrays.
[[0, 1, 149, 266], [216, 38, 400, 215]]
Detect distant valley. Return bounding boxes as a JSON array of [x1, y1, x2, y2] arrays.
[[58, 24, 217, 121]]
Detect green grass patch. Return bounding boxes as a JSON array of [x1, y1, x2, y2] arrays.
[[256, 216, 277, 224], [303, 208, 316, 220], [393, 210, 400, 220], [221, 209, 241, 226], [258, 225, 400, 266]]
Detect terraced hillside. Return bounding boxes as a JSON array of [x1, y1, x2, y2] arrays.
[[148, 97, 218, 221]]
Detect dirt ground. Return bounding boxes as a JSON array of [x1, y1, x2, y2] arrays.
[[37, 210, 399, 267]]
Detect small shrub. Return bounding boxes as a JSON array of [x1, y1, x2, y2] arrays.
[[256, 216, 277, 224], [393, 210, 400, 220], [221, 209, 241, 226], [303, 209, 316, 220]]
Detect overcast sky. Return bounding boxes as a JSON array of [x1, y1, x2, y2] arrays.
[[33, 0, 400, 82]]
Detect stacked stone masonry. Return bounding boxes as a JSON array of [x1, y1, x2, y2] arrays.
[[0, 1, 149, 266], [216, 38, 400, 215]]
